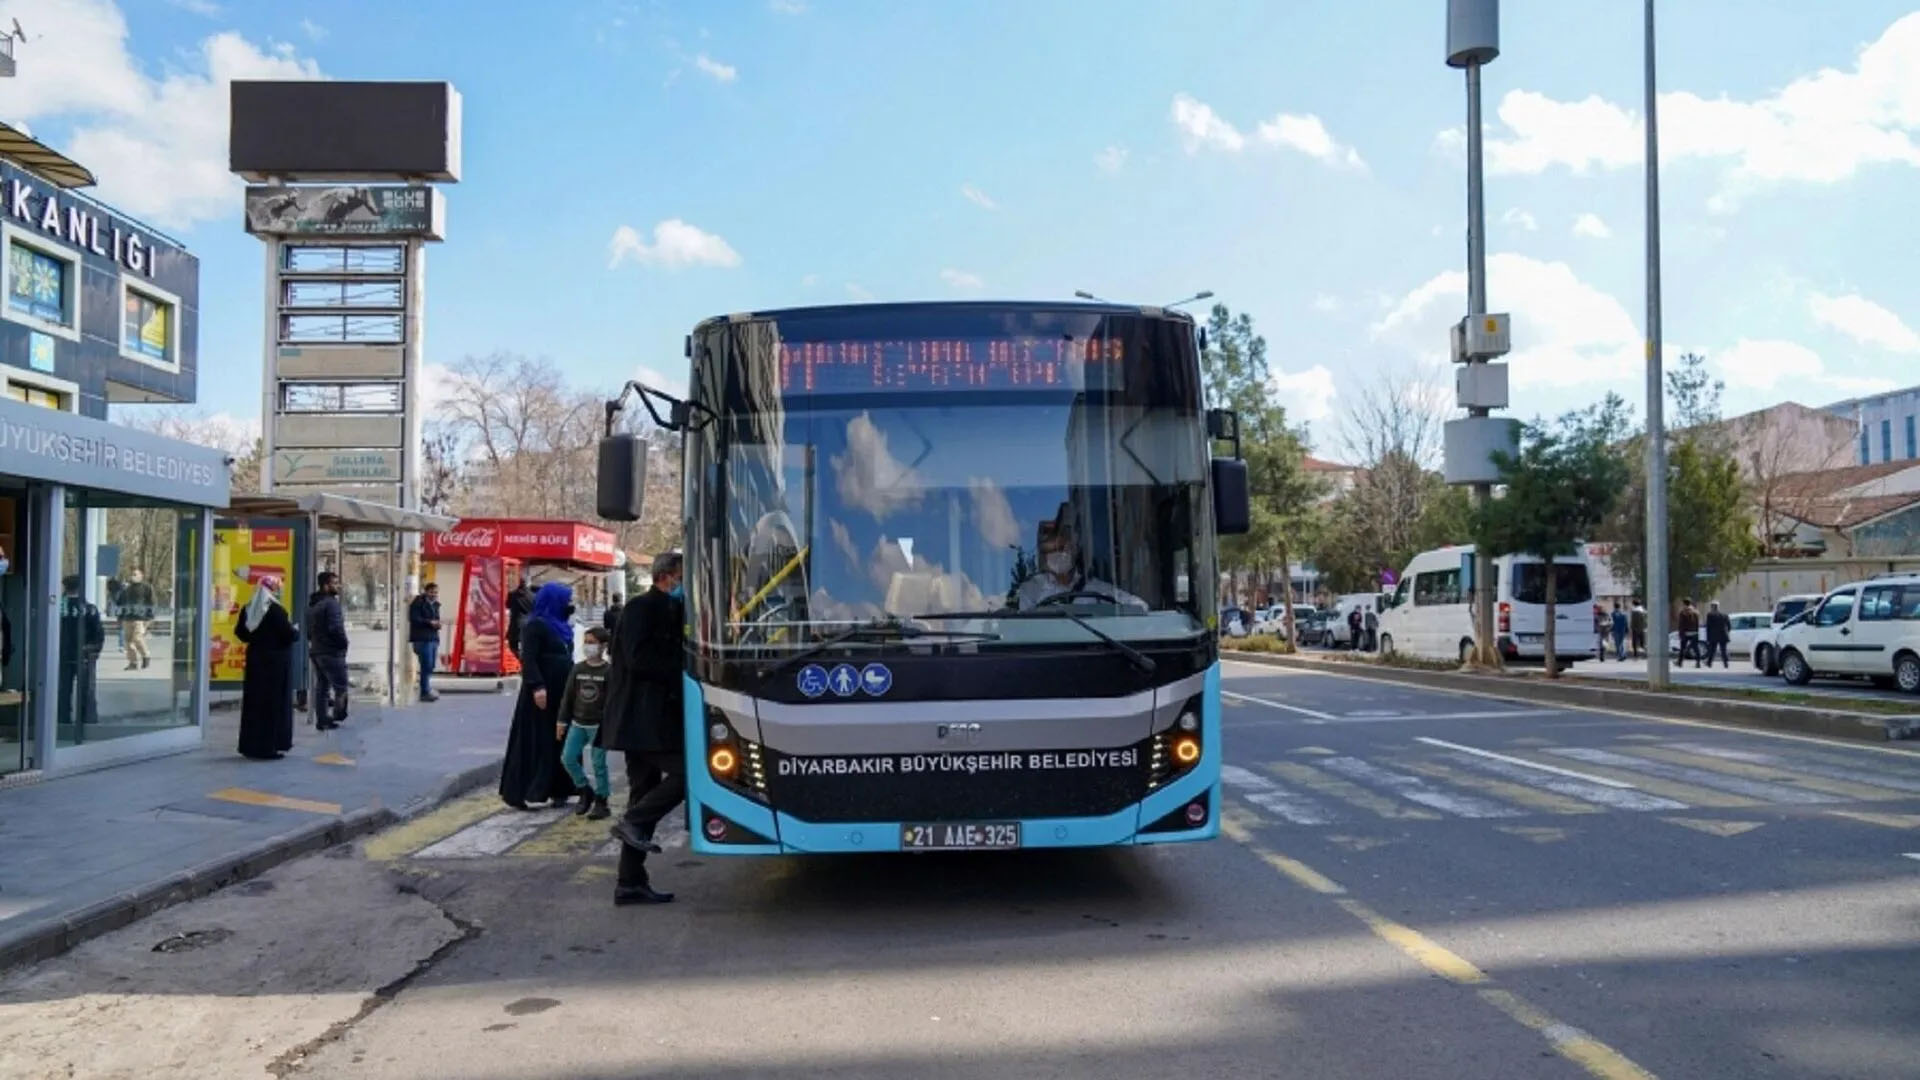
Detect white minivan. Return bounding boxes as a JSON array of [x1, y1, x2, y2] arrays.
[[1772, 576, 1920, 693], [1377, 544, 1600, 665]]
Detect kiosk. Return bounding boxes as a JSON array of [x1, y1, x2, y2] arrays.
[[421, 519, 618, 676]]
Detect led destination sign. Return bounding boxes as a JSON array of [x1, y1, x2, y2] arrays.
[[779, 338, 1127, 394]]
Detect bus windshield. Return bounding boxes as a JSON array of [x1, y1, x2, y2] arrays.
[[694, 308, 1213, 653]]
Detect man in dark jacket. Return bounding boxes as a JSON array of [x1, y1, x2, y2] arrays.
[[306, 571, 351, 730], [506, 577, 533, 662], [408, 581, 443, 702], [603, 595, 624, 637], [602, 552, 686, 905], [58, 575, 103, 734], [1677, 598, 1702, 668], [1704, 600, 1732, 669]]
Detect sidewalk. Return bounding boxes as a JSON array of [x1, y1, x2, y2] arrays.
[[0, 685, 516, 971]]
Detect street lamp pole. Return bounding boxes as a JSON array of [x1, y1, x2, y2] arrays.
[[1644, 0, 1671, 689]]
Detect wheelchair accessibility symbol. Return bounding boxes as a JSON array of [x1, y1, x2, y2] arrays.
[[796, 664, 829, 699]]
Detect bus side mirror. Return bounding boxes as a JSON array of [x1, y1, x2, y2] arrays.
[[1212, 457, 1250, 536], [597, 435, 648, 522]]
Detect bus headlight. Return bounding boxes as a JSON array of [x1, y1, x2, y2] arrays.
[[1172, 735, 1201, 766], [1177, 710, 1200, 733], [709, 746, 739, 777], [709, 721, 732, 744]]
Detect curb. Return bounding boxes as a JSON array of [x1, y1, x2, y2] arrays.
[[0, 759, 503, 976], [1227, 652, 1920, 744]]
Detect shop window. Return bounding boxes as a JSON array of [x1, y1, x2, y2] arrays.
[[282, 244, 405, 274], [119, 280, 180, 372], [5, 383, 64, 409], [2, 228, 80, 342], [282, 278, 405, 308], [280, 381, 403, 413], [280, 312, 404, 344]]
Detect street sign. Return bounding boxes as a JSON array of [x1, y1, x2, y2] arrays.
[[244, 185, 443, 239], [273, 449, 403, 485]]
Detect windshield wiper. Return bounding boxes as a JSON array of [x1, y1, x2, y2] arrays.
[[758, 619, 999, 683], [915, 609, 1157, 675]]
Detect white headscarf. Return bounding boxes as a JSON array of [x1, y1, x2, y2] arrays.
[[244, 577, 280, 631]]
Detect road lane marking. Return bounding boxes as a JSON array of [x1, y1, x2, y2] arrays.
[[1435, 751, 1688, 812], [1476, 988, 1659, 1080], [1268, 761, 1441, 821], [207, 787, 342, 816], [1828, 810, 1920, 829], [1316, 756, 1523, 818], [1221, 690, 1336, 721], [1398, 759, 1601, 816], [312, 752, 354, 766], [1549, 747, 1842, 806], [1635, 746, 1909, 803], [1904, 853, 1920, 862], [1660, 817, 1765, 837], [414, 807, 568, 858], [1665, 742, 1920, 795], [1220, 764, 1339, 825], [1415, 737, 1636, 788], [364, 790, 504, 861], [1224, 837, 1663, 1080], [1494, 825, 1572, 843]]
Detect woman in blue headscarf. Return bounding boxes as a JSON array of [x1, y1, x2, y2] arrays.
[[499, 581, 582, 809]]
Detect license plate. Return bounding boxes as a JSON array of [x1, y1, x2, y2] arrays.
[[900, 822, 1021, 851]]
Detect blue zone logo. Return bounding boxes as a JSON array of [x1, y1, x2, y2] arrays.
[[795, 662, 892, 699]]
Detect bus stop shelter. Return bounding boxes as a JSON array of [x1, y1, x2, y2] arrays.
[[220, 493, 457, 707]]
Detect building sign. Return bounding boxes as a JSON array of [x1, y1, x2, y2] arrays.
[[422, 518, 619, 569], [244, 185, 443, 239], [272, 449, 402, 485], [0, 395, 229, 506], [2, 162, 169, 278]]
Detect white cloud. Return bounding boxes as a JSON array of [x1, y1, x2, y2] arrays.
[[607, 219, 742, 269], [1439, 13, 1920, 208], [632, 363, 688, 400], [299, 18, 328, 41], [1808, 291, 1920, 353], [1311, 293, 1340, 313], [846, 282, 875, 301], [1171, 93, 1246, 152], [694, 53, 737, 82], [1710, 338, 1894, 399], [1374, 253, 1642, 389], [1271, 366, 1338, 424], [940, 268, 984, 290], [960, 183, 998, 210], [165, 0, 220, 14], [1094, 145, 1129, 173], [1501, 207, 1539, 232], [800, 273, 820, 287], [1256, 112, 1367, 170], [1572, 213, 1613, 239], [770, 0, 807, 12], [7, 1, 321, 230]]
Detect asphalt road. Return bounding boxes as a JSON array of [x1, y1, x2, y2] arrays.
[[7, 660, 1920, 1079]]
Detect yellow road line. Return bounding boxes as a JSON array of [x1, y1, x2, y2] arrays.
[[1397, 758, 1602, 816], [1226, 829, 1660, 1079], [313, 752, 355, 766], [1827, 809, 1920, 829], [513, 809, 618, 857], [1636, 745, 1907, 803], [363, 790, 504, 861], [1267, 761, 1441, 821], [208, 787, 342, 816]]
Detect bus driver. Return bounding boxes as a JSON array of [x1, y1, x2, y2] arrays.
[[1013, 518, 1146, 612]]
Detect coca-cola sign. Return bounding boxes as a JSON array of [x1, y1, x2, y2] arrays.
[[422, 519, 620, 568], [427, 526, 499, 555]]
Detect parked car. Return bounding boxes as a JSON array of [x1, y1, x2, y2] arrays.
[[1220, 606, 1250, 638], [1752, 594, 1825, 675], [1772, 576, 1920, 692], [1377, 544, 1600, 665]]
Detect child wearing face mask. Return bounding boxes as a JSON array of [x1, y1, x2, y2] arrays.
[[556, 625, 613, 819]]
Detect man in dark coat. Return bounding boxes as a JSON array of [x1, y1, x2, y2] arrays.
[[1704, 600, 1733, 669], [506, 577, 533, 662], [57, 575, 103, 736], [306, 571, 351, 730], [602, 552, 686, 905], [408, 582, 443, 702]]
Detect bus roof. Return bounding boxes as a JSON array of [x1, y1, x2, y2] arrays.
[[692, 299, 1199, 335]]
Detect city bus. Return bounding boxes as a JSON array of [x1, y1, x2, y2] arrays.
[[596, 301, 1249, 855]]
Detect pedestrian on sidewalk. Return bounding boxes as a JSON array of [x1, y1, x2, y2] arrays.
[[57, 575, 103, 735], [1610, 602, 1629, 662], [603, 551, 687, 906], [603, 594, 624, 638], [506, 576, 533, 663], [558, 625, 614, 820], [1677, 598, 1703, 667], [1362, 605, 1379, 653], [500, 582, 581, 810], [235, 576, 298, 760], [120, 567, 157, 671], [1630, 600, 1647, 658], [409, 582, 443, 702], [1705, 600, 1732, 669], [306, 572, 351, 731]]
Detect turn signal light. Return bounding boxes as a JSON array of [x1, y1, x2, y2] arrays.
[[709, 746, 739, 777], [1172, 735, 1201, 766]]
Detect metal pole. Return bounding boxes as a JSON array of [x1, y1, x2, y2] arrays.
[[1644, 0, 1671, 689], [1465, 60, 1496, 665]]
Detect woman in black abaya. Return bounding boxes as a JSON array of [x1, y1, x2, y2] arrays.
[[234, 576, 298, 760], [499, 582, 580, 809]]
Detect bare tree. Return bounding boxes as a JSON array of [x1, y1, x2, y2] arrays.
[[1335, 363, 1451, 471]]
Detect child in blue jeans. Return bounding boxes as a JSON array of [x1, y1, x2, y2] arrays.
[[556, 625, 613, 819]]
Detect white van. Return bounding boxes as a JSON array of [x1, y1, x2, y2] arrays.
[[1377, 544, 1600, 665], [1326, 593, 1382, 649], [1772, 575, 1920, 692]]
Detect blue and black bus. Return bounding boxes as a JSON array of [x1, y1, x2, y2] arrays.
[[597, 301, 1250, 855]]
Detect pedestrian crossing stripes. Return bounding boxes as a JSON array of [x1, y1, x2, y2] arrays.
[[369, 788, 691, 861], [1220, 737, 1920, 834]]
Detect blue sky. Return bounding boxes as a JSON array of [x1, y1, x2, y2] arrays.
[[17, 0, 1920, 455]]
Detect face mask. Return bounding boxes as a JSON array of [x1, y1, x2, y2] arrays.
[[1045, 551, 1074, 576], [0, 557, 9, 576], [584, 643, 604, 661], [669, 584, 684, 599]]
